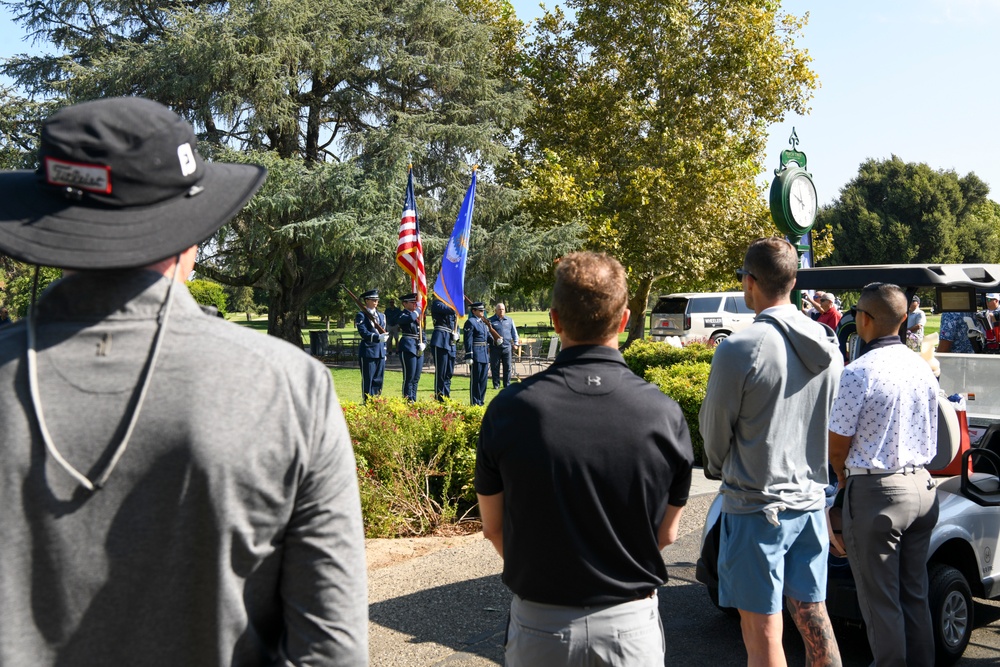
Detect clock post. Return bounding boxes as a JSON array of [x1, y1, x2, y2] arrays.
[[768, 128, 818, 308]]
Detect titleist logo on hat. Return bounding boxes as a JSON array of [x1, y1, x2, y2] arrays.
[[44, 157, 112, 194], [44, 142, 200, 196]]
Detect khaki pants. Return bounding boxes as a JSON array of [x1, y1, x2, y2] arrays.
[[505, 593, 664, 667]]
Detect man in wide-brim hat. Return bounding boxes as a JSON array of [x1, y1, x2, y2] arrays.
[[0, 97, 367, 666]]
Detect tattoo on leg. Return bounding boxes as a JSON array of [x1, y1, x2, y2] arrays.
[[787, 598, 842, 667]]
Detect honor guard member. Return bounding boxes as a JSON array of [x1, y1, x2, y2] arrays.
[[488, 302, 519, 389], [464, 302, 491, 405], [397, 292, 426, 402], [429, 297, 459, 401], [355, 289, 388, 402]]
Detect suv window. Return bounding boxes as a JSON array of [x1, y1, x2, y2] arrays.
[[688, 297, 722, 314], [652, 298, 687, 314], [724, 297, 753, 314]]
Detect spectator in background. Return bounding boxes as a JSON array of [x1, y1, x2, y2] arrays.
[[816, 292, 842, 330], [476, 251, 693, 666], [0, 306, 10, 326], [907, 295, 926, 347], [802, 291, 824, 321], [938, 311, 980, 353], [0, 97, 368, 666], [488, 302, 519, 389], [986, 293, 1000, 324]]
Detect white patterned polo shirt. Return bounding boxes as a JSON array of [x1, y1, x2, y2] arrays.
[[829, 342, 938, 470]]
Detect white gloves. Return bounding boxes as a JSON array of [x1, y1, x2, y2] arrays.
[[451, 331, 460, 342], [418, 342, 426, 352], [379, 333, 389, 343]]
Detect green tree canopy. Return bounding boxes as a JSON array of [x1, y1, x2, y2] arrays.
[[0, 0, 579, 343], [516, 0, 818, 343], [817, 155, 998, 266]]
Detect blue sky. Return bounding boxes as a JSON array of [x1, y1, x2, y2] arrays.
[[510, 0, 1000, 206], [3, 1, 998, 206]]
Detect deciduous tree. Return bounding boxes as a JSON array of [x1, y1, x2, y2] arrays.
[[518, 0, 817, 343], [816, 156, 997, 266]]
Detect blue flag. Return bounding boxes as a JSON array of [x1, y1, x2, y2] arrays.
[[433, 169, 477, 316]]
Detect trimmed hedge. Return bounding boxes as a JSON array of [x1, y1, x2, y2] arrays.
[[343, 397, 483, 537], [187, 279, 228, 316], [345, 340, 717, 536], [623, 339, 714, 377], [644, 361, 711, 465]]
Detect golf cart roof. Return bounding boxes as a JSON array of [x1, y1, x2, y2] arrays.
[[795, 264, 1000, 291]]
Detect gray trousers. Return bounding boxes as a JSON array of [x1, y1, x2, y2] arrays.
[[505, 593, 664, 667], [843, 468, 939, 667]]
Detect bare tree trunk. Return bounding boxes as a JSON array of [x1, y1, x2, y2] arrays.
[[623, 274, 654, 349], [268, 289, 308, 347]]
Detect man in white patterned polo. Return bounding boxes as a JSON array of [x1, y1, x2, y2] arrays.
[[829, 281, 939, 667]]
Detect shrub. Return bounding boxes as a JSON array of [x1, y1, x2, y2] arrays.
[[343, 397, 484, 537], [623, 338, 714, 377], [645, 361, 711, 465], [187, 279, 228, 316]]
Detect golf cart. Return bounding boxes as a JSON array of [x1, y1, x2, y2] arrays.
[[695, 264, 1000, 666]]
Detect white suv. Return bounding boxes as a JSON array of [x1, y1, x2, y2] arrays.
[[649, 292, 754, 345]]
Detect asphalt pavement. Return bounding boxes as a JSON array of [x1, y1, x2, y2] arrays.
[[367, 468, 1000, 665]]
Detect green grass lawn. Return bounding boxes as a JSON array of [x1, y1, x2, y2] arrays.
[[228, 310, 542, 407], [925, 313, 940, 336], [330, 365, 511, 406]]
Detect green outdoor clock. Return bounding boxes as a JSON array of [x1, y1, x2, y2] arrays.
[[769, 128, 817, 244]]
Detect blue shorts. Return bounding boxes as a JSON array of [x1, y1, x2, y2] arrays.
[[718, 508, 828, 615]]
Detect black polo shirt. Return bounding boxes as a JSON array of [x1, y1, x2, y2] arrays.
[[475, 344, 693, 606]]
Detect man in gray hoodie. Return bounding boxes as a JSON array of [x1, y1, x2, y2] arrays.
[[701, 237, 844, 667]]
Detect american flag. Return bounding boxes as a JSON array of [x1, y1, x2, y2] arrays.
[[395, 168, 427, 311]]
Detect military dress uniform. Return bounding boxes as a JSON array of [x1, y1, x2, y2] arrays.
[[397, 293, 426, 402], [488, 312, 519, 389], [464, 303, 491, 406], [355, 289, 387, 402], [429, 298, 459, 401]]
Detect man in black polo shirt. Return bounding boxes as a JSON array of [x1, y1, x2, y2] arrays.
[[475, 251, 694, 666]]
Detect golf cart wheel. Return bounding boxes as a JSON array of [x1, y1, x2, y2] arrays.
[[929, 563, 973, 665], [709, 332, 729, 347]]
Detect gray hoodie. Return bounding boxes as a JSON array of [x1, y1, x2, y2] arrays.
[[700, 304, 843, 514]]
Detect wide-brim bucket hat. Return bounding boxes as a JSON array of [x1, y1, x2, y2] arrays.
[[0, 96, 266, 270]]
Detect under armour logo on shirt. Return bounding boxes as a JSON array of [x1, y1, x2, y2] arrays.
[[586, 375, 601, 386]]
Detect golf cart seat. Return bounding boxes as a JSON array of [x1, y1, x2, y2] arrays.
[[927, 393, 969, 475], [961, 448, 1000, 505]]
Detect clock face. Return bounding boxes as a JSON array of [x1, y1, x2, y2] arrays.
[[788, 174, 817, 227]]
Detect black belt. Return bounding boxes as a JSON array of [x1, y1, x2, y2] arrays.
[[845, 465, 924, 477]]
